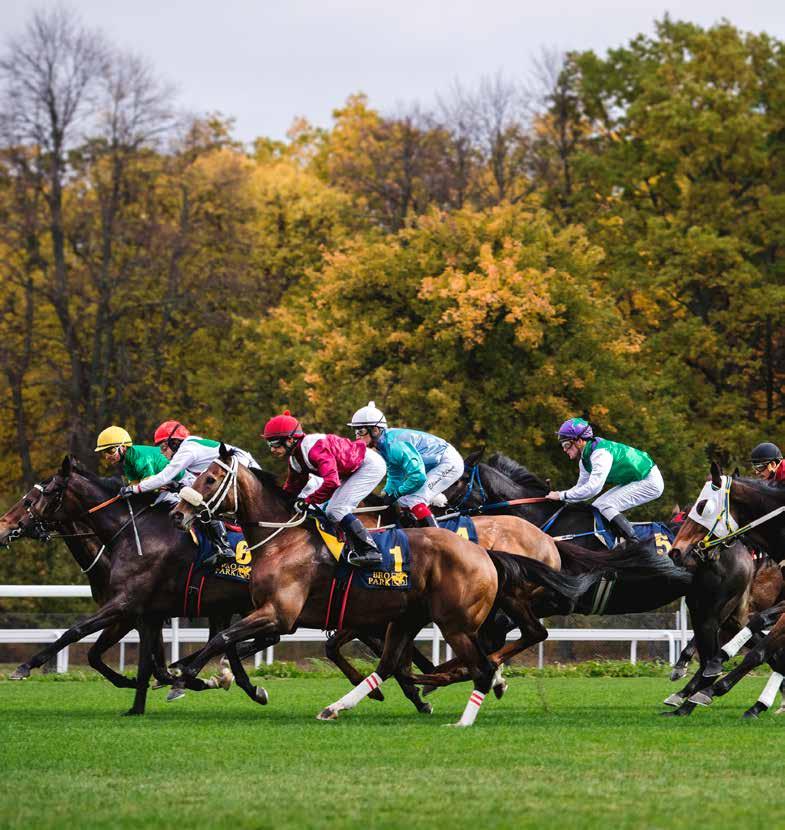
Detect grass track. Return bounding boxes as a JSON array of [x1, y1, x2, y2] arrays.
[[1, 675, 784, 829]]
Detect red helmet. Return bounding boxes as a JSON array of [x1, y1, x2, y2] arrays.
[[153, 420, 191, 445], [262, 410, 304, 440]]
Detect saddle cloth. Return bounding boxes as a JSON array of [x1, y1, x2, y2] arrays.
[[191, 524, 252, 583]]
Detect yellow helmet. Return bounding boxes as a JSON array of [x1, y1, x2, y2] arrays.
[[95, 426, 133, 452]]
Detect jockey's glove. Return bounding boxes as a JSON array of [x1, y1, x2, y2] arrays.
[[381, 492, 397, 506], [293, 497, 309, 514], [119, 484, 139, 499]]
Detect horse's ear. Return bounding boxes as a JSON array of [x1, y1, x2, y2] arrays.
[[60, 455, 71, 477], [671, 503, 681, 517], [732, 466, 740, 478], [710, 461, 722, 487], [464, 449, 483, 467], [219, 442, 231, 461]]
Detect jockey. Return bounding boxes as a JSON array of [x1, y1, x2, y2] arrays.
[[262, 410, 386, 568], [347, 401, 464, 528], [94, 426, 174, 488], [546, 417, 664, 543], [120, 421, 262, 563], [749, 442, 785, 484]]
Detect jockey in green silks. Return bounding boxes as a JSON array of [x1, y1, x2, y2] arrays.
[[545, 417, 664, 543]]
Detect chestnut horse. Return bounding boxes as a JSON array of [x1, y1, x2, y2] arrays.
[[169, 446, 597, 726]]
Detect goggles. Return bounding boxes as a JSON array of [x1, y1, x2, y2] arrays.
[[354, 427, 370, 437], [559, 439, 574, 450], [752, 461, 775, 472], [102, 446, 122, 456], [267, 438, 286, 449]]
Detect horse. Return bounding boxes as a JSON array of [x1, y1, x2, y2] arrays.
[[670, 463, 785, 717], [0, 457, 265, 715], [168, 445, 599, 726]]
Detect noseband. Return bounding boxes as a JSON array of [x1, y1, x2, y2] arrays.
[[179, 456, 239, 521]]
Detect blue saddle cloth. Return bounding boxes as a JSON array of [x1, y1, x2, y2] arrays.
[[193, 525, 251, 583], [437, 514, 478, 543], [352, 528, 412, 590], [592, 511, 675, 551]]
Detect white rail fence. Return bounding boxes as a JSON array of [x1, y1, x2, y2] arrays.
[[0, 585, 691, 673]]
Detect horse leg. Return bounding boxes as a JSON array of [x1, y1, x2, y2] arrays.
[[87, 621, 137, 689], [325, 629, 385, 702], [124, 620, 158, 716], [671, 637, 696, 681], [743, 650, 785, 720], [316, 619, 419, 721], [221, 642, 269, 706], [168, 606, 278, 701], [441, 631, 496, 727], [10, 602, 125, 679]]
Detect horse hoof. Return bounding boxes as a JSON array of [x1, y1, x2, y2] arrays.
[[422, 685, 438, 698], [219, 671, 234, 691], [122, 709, 143, 716], [743, 707, 762, 720], [220, 656, 231, 670], [670, 666, 687, 681], [369, 688, 385, 702], [688, 691, 713, 706], [418, 702, 434, 715], [316, 706, 339, 721], [170, 667, 183, 678], [10, 666, 30, 680], [660, 704, 692, 717], [254, 686, 269, 705], [493, 681, 508, 700], [166, 687, 186, 702], [702, 658, 725, 678], [663, 693, 685, 707], [446, 721, 470, 728], [774, 704, 785, 716]]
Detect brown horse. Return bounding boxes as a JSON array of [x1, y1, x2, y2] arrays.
[[169, 446, 596, 725]]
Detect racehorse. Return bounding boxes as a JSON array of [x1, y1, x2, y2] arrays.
[[0, 458, 265, 715], [168, 445, 598, 725], [670, 463, 785, 717]]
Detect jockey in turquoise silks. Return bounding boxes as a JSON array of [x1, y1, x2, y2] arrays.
[[347, 402, 464, 528], [545, 417, 664, 542]]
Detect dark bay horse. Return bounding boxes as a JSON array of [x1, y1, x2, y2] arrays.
[[0, 458, 264, 715], [169, 446, 597, 726], [671, 464, 785, 717], [0, 481, 184, 691]]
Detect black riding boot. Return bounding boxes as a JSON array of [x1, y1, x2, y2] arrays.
[[204, 519, 236, 565], [609, 513, 637, 545], [341, 515, 383, 568]]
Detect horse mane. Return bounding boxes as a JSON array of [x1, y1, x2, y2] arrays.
[[486, 453, 549, 495], [68, 458, 124, 494], [556, 538, 689, 578]]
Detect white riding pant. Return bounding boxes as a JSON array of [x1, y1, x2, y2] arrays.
[[592, 465, 665, 521], [398, 446, 465, 510], [324, 449, 387, 522], [154, 491, 180, 508]]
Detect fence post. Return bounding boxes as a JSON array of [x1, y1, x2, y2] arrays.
[[679, 597, 688, 653], [57, 643, 69, 673], [170, 617, 179, 663], [119, 641, 125, 673], [431, 627, 439, 666], [538, 641, 544, 669], [265, 645, 273, 665], [630, 640, 637, 665]]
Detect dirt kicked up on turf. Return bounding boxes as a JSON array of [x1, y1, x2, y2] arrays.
[[1, 676, 784, 829]]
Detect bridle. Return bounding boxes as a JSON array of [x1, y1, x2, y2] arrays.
[[689, 475, 785, 562], [453, 465, 487, 510], [178, 456, 309, 551]]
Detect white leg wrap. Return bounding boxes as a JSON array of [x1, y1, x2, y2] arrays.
[[758, 672, 784, 709], [723, 627, 752, 658], [457, 689, 486, 727], [334, 672, 383, 711]]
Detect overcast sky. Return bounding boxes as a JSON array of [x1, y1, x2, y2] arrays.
[[5, 1, 785, 143]]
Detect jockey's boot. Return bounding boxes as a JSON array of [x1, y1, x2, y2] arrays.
[[341, 515, 383, 568], [419, 514, 438, 528], [609, 513, 637, 544], [411, 502, 437, 528], [204, 520, 236, 565]]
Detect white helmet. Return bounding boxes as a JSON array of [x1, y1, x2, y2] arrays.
[[348, 401, 387, 429]]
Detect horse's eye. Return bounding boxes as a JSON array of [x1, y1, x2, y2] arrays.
[[699, 499, 715, 517], [205, 476, 216, 485]]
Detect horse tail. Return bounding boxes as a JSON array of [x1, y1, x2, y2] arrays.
[[487, 549, 605, 605]]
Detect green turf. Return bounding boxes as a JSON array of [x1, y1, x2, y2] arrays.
[[1, 675, 783, 829]]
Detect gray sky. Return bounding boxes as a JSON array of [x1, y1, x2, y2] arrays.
[[5, 1, 785, 143]]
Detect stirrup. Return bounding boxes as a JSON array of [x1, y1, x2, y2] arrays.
[[346, 547, 383, 568], [203, 548, 236, 567]]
